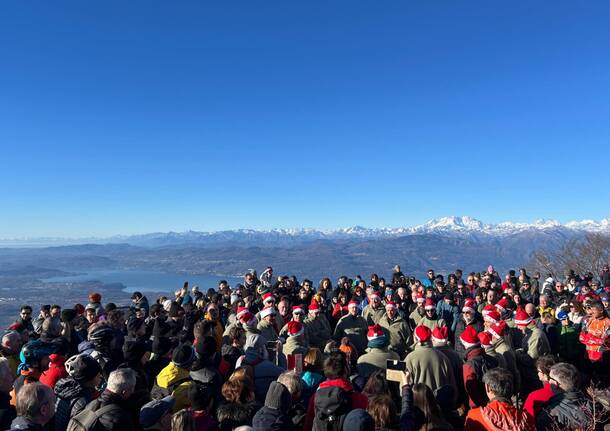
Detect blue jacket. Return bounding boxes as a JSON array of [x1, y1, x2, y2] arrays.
[[436, 301, 460, 332]]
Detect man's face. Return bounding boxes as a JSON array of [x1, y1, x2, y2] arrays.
[[463, 310, 474, 323], [278, 301, 288, 315], [207, 306, 219, 319], [525, 303, 536, 316], [540, 297, 548, 307], [20, 309, 32, 321], [487, 291, 496, 303], [555, 283, 563, 292], [387, 308, 397, 319], [425, 308, 435, 318], [348, 305, 358, 316], [293, 311, 304, 322], [303, 282, 311, 290], [467, 276, 474, 284], [428, 271, 434, 279], [50, 308, 60, 318], [85, 309, 96, 323], [245, 274, 253, 284], [590, 306, 603, 319]]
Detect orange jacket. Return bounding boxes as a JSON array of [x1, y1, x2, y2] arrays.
[[465, 399, 534, 431]]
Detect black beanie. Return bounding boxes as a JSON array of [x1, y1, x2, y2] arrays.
[[172, 344, 195, 368], [152, 337, 173, 356], [66, 354, 101, 382]]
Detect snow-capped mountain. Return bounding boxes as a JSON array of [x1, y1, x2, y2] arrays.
[[1, 216, 609, 248]]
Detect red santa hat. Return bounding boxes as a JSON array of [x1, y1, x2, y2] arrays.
[[414, 325, 432, 344], [478, 331, 493, 347], [481, 304, 496, 317], [348, 299, 359, 308], [367, 324, 384, 341], [260, 305, 276, 319], [292, 305, 305, 315], [432, 326, 449, 345], [514, 310, 533, 327], [370, 292, 381, 301], [385, 300, 397, 310], [462, 299, 476, 313], [262, 293, 275, 304], [308, 301, 320, 313], [424, 299, 436, 310], [239, 311, 257, 327], [484, 309, 501, 324], [488, 321, 507, 339], [495, 298, 509, 313], [416, 293, 425, 303], [236, 306, 249, 319], [287, 320, 304, 337], [459, 325, 480, 349]]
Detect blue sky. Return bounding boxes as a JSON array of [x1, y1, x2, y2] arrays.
[[1, 1, 609, 237]]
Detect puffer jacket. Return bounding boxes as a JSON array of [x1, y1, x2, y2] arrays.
[[155, 362, 193, 412], [252, 381, 293, 431], [464, 398, 534, 431], [8, 416, 43, 431], [536, 390, 592, 430], [54, 377, 98, 431], [72, 390, 134, 431]]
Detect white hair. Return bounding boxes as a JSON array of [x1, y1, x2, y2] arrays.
[[107, 368, 136, 394], [277, 370, 302, 396]]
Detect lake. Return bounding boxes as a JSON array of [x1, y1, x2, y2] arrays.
[[43, 269, 242, 293]]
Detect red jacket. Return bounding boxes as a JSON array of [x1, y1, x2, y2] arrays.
[[523, 382, 554, 419], [463, 347, 489, 408], [303, 378, 368, 431], [465, 398, 534, 431], [40, 354, 67, 389]]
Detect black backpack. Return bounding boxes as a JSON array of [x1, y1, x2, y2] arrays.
[[312, 386, 351, 431]]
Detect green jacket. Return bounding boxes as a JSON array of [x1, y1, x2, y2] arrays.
[[378, 314, 411, 356], [334, 314, 369, 354], [362, 305, 385, 325], [559, 324, 582, 361], [405, 343, 455, 394], [304, 314, 332, 350], [493, 337, 521, 394], [356, 347, 399, 379], [257, 319, 279, 342]]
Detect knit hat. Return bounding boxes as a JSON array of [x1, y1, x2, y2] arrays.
[[172, 344, 196, 368], [431, 326, 449, 346], [495, 298, 509, 313], [414, 325, 432, 344], [488, 321, 507, 339], [478, 331, 493, 348], [260, 306, 276, 319], [484, 310, 501, 324], [140, 396, 176, 428], [64, 353, 101, 382], [424, 299, 436, 310], [557, 310, 569, 321], [385, 300, 396, 310], [152, 337, 173, 356], [459, 325, 479, 349], [343, 409, 374, 431], [292, 305, 305, 315], [287, 321, 304, 337], [514, 310, 533, 327], [462, 299, 476, 313], [367, 324, 384, 341], [88, 292, 102, 303], [264, 381, 292, 411], [262, 293, 274, 304], [60, 308, 77, 323]]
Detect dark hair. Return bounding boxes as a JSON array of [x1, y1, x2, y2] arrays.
[[216, 403, 252, 431], [368, 394, 397, 429], [188, 382, 213, 411], [536, 355, 557, 378], [323, 351, 347, 380], [51, 304, 61, 310], [412, 383, 444, 430], [150, 304, 162, 316], [21, 305, 32, 312], [227, 326, 245, 343], [104, 303, 117, 313], [362, 370, 390, 398], [483, 368, 513, 398]]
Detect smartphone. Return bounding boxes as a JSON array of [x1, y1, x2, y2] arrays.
[[386, 359, 406, 382]]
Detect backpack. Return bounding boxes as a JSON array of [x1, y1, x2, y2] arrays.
[[66, 402, 121, 431], [150, 376, 192, 400], [312, 386, 351, 431]]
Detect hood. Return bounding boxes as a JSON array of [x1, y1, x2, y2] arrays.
[[264, 381, 292, 411], [54, 377, 87, 399], [481, 400, 533, 431], [318, 378, 354, 392], [156, 361, 190, 387]]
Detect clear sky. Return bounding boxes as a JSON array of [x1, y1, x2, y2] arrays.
[[1, 1, 610, 238]]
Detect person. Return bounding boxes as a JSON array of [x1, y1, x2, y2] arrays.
[[488, 321, 520, 396], [356, 324, 399, 379], [342, 409, 374, 431], [556, 310, 582, 363], [536, 363, 592, 430], [12, 340, 56, 404], [276, 371, 306, 430], [0, 358, 16, 430], [131, 292, 150, 316], [188, 382, 218, 431], [235, 334, 284, 402], [378, 301, 411, 357], [455, 299, 484, 358], [579, 300, 610, 384], [1, 331, 23, 377], [171, 408, 195, 431], [398, 371, 453, 431], [460, 326, 498, 408], [216, 370, 261, 431], [302, 301, 331, 351], [252, 381, 292, 431], [257, 306, 279, 343], [8, 382, 55, 431], [140, 396, 175, 431], [514, 310, 551, 396], [301, 348, 324, 405], [68, 368, 136, 431], [523, 355, 556, 421], [404, 325, 455, 396], [283, 321, 308, 356], [362, 292, 385, 325], [436, 293, 460, 335], [333, 300, 368, 355], [304, 351, 368, 431], [155, 344, 196, 412], [464, 368, 534, 431], [367, 394, 398, 430], [418, 299, 446, 331], [53, 354, 103, 431]]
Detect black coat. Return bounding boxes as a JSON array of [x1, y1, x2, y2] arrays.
[[0, 392, 16, 431], [53, 377, 97, 431], [74, 390, 134, 431]]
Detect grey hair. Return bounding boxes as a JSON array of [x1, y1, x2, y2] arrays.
[[482, 368, 513, 399], [1, 330, 20, 347], [549, 363, 580, 391], [0, 358, 11, 382], [277, 370, 302, 396], [107, 368, 136, 394], [16, 382, 55, 419], [42, 317, 63, 338]]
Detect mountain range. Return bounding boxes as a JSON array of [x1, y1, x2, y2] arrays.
[[2, 216, 610, 248]]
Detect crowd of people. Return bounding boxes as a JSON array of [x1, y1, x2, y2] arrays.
[[2, 264, 610, 431]]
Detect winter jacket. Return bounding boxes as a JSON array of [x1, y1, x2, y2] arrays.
[[536, 390, 592, 430], [301, 371, 324, 405], [436, 301, 460, 332], [558, 323, 582, 362], [521, 324, 551, 361], [53, 377, 98, 431], [7, 416, 44, 431], [333, 314, 368, 354], [405, 343, 455, 395], [216, 401, 261, 431], [155, 362, 194, 412], [378, 314, 411, 357], [408, 307, 424, 328], [191, 410, 219, 431], [362, 305, 385, 325], [72, 390, 134, 431], [579, 315, 610, 361], [39, 354, 68, 389], [463, 347, 498, 408], [284, 335, 308, 356], [257, 319, 279, 343], [492, 338, 520, 395], [0, 392, 16, 431], [356, 347, 399, 379], [465, 398, 534, 431], [418, 315, 446, 333], [252, 381, 293, 431], [303, 314, 332, 351], [303, 378, 368, 431], [236, 350, 284, 402], [523, 382, 554, 420]]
